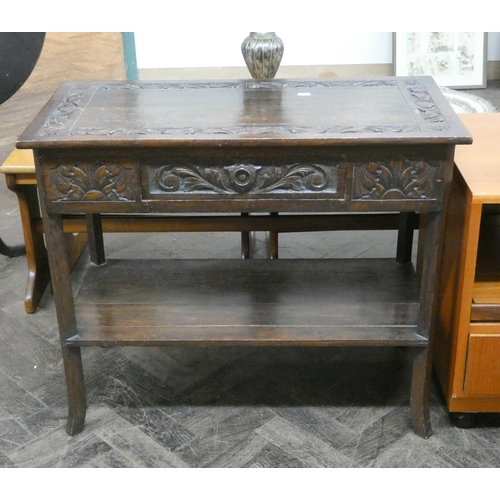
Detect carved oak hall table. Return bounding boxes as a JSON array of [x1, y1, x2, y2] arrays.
[[17, 78, 471, 437]]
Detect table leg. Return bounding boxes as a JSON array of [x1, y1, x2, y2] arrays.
[[266, 231, 278, 259], [4, 177, 50, 313], [86, 213, 105, 265], [43, 212, 87, 435], [63, 346, 87, 435], [241, 213, 250, 259], [267, 213, 278, 259], [396, 211, 418, 264], [410, 347, 432, 438], [410, 210, 444, 438]]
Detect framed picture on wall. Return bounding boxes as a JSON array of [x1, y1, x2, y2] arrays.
[[393, 32, 487, 89]]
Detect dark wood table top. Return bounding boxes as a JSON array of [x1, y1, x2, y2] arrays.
[[17, 77, 472, 149]]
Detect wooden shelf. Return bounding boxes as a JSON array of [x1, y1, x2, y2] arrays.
[[68, 258, 425, 347], [472, 282, 500, 304]]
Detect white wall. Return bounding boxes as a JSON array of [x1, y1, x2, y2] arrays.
[[488, 34, 500, 60], [135, 31, 500, 70], [135, 32, 393, 69]]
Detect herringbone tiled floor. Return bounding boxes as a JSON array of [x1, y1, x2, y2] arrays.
[[2, 33, 500, 468]]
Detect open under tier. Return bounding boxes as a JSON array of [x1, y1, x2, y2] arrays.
[[68, 258, 425, 347], [472, 211, 500, 321]]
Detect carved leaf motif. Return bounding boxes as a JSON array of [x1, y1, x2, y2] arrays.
[[98, 163, 128, 198], [53, 164, 74, 195], [205, 167, 231, 192], [355, 162, 395, 199], [50, 161, 134, 202], [401, 161, 433, 198], [54, 165, 87, 200], [352, 159, 438, 200], [157, 166, 227, 194], [406, 80, 448, 131], [259, 165, 330, 192], [40, 91, 87, 135]]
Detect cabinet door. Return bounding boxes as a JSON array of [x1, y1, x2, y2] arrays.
[[465, 334, 500, 395]]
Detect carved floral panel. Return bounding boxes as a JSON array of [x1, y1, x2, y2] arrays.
[[352, 158, 442, 201], [47, 159, 135, 202], [146, 162, 340, 196]]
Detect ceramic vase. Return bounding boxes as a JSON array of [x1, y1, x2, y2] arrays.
[[241, 32, 284, 79]]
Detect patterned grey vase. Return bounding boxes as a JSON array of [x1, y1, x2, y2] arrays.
[[241, 32, 284, 79]]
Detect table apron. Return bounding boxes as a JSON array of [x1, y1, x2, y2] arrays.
[[37, 146, 451, 214]]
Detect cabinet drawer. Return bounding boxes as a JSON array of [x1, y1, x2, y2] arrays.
[[464, 333, 500, 395]]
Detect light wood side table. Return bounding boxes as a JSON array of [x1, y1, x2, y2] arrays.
[[435, 112, 500, 427]]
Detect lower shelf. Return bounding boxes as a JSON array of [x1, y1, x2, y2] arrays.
[[68, 258, 425, 347]]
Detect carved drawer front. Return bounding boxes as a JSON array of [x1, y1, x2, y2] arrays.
[[142, 159, 343, 200], [351, 156, 445, 202], [45, 158, 137, 203]]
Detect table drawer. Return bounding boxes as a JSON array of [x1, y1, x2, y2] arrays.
[[142, 159, 343, 200]]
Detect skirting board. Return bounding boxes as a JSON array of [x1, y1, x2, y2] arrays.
[[139, 62, 500, 81], [488, 61, 500, 80], [139, 64, 394, 80]]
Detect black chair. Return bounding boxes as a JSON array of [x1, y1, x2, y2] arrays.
[[0, 32, 45, 257]]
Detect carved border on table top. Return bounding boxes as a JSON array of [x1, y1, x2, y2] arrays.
[[70, 123, 421, 136], [148, 162, 339, 196], [47, 160, 135, 202], [36, 79, 448, 137], [98, 80, 397, 90], [405, 80, 450, 131], [39, 84, 95, 136], [351, 158, 442, 201]]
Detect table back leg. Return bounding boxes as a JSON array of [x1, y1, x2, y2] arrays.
[[396, 211, 418, 264], [85, 213, 105, 265]]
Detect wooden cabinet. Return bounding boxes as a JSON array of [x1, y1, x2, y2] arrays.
[[435, 113, 500, 423]]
